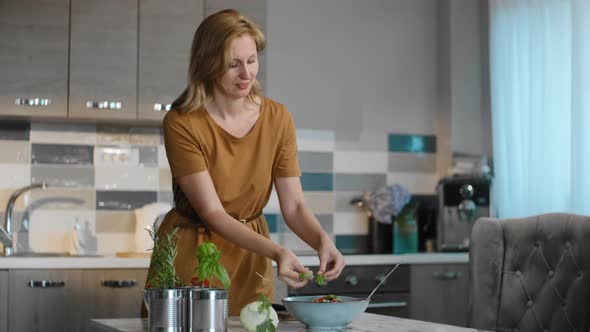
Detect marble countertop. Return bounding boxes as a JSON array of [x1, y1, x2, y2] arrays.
[[89, 313, 488, 332], [0, 253, 468, 269]]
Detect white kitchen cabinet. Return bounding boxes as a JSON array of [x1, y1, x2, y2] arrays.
[[68, 0, 138, 120], [81, 269, 147, 331], [410, 263, 470, 327], [0, 0, 69, 118], [137, 0, 204, 121], [0, 270, 7, 332], [8, 269, 84, 332]]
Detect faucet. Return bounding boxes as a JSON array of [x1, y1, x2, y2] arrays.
[[1, 183, 48, 256]]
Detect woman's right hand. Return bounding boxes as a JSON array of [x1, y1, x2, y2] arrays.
[[275, 247, 311, 288]]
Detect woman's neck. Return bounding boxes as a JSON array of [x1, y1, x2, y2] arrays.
[[207, 94, 256, 120]]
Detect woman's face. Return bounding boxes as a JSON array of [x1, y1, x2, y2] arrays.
[[215, 34, 259, 100]]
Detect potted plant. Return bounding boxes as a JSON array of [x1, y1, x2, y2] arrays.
[[187, 242, 231, 331], [143, 226, 188, 330]]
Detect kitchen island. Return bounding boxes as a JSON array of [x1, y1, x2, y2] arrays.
[[90, 313, 488, 332]]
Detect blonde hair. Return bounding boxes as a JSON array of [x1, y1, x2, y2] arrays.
[[172, 9, 265, 113]]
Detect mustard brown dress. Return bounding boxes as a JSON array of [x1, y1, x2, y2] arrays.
[[145, 96, 301, 316]]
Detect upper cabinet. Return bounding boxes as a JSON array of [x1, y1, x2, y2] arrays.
[[0, 0, 69, 118], [0, 0, 265, 122], [137, 0, 203, 121], [68, 0, 138, 120]]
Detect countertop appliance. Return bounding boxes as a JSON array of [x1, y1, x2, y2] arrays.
[[437, 176, 491, 252]]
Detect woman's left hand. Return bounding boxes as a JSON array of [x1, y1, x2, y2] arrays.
[[316, 236, 345, 281]]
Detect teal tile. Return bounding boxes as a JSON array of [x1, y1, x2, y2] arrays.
[[335, 235, 370, 254], [300, 173, 333, 191], [388, 134, 436, 153], [264, 213, 278, 233], [334, 174, 386, 192], [298, 152, 333, 172]]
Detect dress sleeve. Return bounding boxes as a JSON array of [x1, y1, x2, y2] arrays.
[[163, 111, 208, 177], [274, 110, 301, 178]]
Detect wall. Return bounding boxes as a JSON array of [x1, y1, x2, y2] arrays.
[[0, 0, 489, 255]]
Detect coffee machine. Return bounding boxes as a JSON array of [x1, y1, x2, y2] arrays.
[[437, 176, 491, 251]]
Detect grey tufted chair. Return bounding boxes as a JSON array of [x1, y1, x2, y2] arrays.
[[468, 213, 590, 332]]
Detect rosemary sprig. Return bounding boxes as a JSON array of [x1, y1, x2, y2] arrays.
[[146, 226, 182, 289]]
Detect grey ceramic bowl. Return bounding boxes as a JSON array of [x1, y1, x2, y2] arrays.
[[282, 295, 369, 330]]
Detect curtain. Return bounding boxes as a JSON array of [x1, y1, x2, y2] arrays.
[[489, 0, 590, 218]]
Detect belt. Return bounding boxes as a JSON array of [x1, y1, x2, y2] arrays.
[[174, 207, 263, 226]]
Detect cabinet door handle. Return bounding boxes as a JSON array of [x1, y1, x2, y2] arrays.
[[368, 301, 407, 308], [153, 103, 171, 112], [432, 271, 462, 280], [101, 280, 137, 288], [15, 98, 51, 106], [86, 100, 122, 110], [28, 280, 65, 288]]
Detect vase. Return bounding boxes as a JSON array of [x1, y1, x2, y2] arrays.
[[393, 213, 418, 254]]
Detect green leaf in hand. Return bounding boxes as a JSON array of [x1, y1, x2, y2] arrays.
[[315, 274, 326, 286], [299, 271, 313, 281]]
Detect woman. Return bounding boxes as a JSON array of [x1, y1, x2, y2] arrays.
[[146, 9, 345, 315]]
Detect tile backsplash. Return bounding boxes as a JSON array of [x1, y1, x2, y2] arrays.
[[0, 121, 438, 255]]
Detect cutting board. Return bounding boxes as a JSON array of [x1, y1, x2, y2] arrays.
[[115, 251, 152, 258]]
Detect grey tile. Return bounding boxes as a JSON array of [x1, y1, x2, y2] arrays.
[[298, 151, 333, 172], [158, 191, 174, 205], [334, 191, 366, 212], [388, 152, 436, 173], [0, 141, 30, 163], [334, 174, 386, 192], [316, 214, 333, 233], [31, 144, 93, 165], [335, 131, 388, 151], [0, 122, 30, 141], [96, 190, 158, 210], [31, 165, 94, 187], [30, 122, 96, 145], [138, 146, 158, 167]]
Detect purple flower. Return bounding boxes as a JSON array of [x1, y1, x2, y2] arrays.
[[368, 184, 411, 224]]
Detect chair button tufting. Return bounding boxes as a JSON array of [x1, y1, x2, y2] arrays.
[[548, 270, 554, 278], [527, 300, 533, 307]]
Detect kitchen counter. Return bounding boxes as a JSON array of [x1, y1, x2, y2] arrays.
[[89, 313, 487, 332], [0, 253, 468, 269]]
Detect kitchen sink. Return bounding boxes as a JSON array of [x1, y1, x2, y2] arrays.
[[2, 252, 103, 258]]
